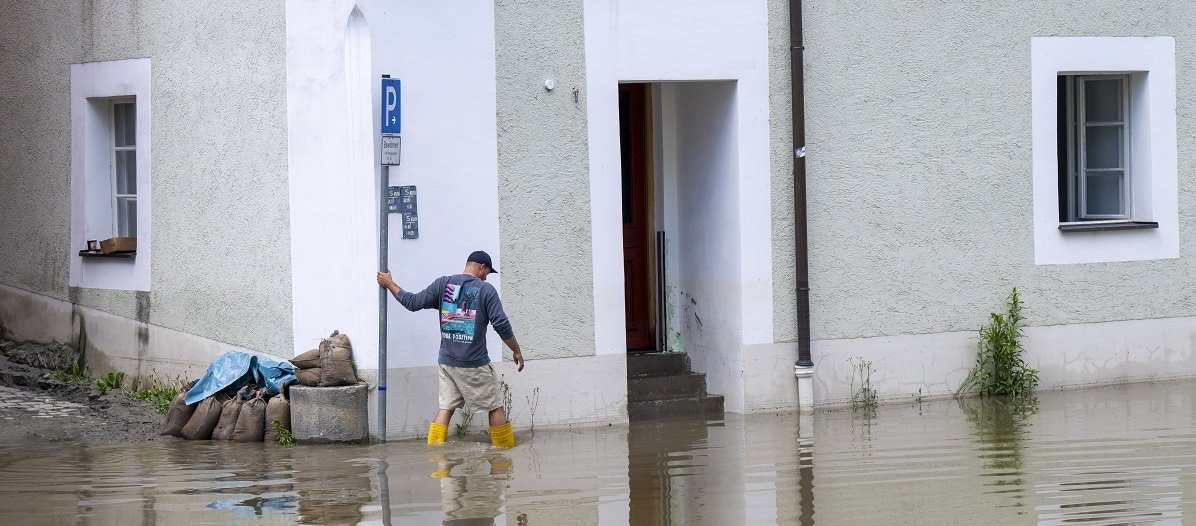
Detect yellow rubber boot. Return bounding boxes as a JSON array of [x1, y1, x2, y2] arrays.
[[427, 422, 448, 445], [490, 422, 515, 448]]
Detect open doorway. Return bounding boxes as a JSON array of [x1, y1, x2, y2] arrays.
[[619, 83, 655, 352]]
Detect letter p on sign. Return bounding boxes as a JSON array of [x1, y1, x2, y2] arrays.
[[381, 78, 401, 135]]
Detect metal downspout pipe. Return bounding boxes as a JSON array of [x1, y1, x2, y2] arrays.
[[790, 0, 815, 411]]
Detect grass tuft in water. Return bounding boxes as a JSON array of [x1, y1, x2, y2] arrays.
[[455, 407, 475, 438], [849, 356, 877, 409], [272, 420, 295, 446], [958, 287, 1039, 398], [499, 375, 514, 421]]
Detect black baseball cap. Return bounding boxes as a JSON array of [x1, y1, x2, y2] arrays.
[[467, 250, 498, 273]]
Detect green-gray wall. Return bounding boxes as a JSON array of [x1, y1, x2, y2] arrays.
[[0, 0, 293, 354], [802, 1, 1196, 341], [495, 0, 596, 359]]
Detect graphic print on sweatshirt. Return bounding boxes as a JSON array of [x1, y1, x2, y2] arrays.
[[440, 283, 480, 342]]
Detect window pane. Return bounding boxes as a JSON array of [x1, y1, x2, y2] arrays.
[[1084, 79, 1121, 122], [115, 150, 137, 194], [117, 197, 137, 237], [114, 102, 135, 147], [1084, 125, 1122, 169], [1085, 172, 1123, 216]]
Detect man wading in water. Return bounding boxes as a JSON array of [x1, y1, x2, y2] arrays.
[[376, 250, 524, 447]]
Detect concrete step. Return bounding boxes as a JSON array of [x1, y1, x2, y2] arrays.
[[628, 395, 724, 421], [628, 372, 707, 402], [627, 352, 691, 377]]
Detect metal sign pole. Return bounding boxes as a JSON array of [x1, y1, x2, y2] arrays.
[[378, 162, 389, 443], [377, 75, 403, 443]]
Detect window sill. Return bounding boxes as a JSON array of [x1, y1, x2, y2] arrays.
[[1058, 220, 1159, 233], [78, 250, 136, 259]]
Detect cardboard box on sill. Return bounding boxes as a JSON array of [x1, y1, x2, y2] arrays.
[[99, 237, 137, 254]]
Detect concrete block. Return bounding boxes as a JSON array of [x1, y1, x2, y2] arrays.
[[290, 383, 369, 443]]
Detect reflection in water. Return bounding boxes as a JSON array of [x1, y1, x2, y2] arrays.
[[959, 395, 1038, 503], [434, 452, 511, 525], [3, 381, 1196, 524]]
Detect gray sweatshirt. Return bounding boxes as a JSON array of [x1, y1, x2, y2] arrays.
[[394, 274, 514, 368]]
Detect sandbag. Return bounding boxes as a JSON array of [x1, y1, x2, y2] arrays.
[[295, 368, 322, 387], [212, 386, 250, 440], [290, 348, 321, 369], [159, 391, 197, 437], [181, 395, 223, 440], [319, 331, 358, 387], [264, 394, 291, 444], [232, 389, 267, 442]]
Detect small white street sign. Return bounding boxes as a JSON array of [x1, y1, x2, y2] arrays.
[[382, 135, 401, 166]]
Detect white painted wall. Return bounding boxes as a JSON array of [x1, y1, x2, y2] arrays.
[[0, 283, 272, 382], [672, 82, 746, 413], [811, 315, 1196, 407], [583, 0, 773, 359], [285, 0, 380, 365], [285, 1, 502, 371]]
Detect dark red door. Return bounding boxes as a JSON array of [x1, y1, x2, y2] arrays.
[[619, 84, 652, 351]]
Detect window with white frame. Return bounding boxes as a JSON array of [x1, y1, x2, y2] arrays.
[[1031, 37, 1177, 265], [1057, 75, 1131, 222], [70, 58, 152, 290], [111, 99, 137, 237]]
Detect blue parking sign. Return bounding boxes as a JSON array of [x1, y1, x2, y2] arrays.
[[381, 78, 401, 134]]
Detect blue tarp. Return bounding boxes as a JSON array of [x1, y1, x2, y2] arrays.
[[184, 351, 297, 405]]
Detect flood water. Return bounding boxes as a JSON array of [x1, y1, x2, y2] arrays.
[[3, 380, 1196, 525]]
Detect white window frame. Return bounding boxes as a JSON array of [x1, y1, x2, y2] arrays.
[[1062, 74, 1132, 222], [1031, 37, 1177, 265], [110, 98, 137, 237], [70, 58, 152, 291]]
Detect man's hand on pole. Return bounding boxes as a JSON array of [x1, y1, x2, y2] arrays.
[[376, 271, 400, 296]]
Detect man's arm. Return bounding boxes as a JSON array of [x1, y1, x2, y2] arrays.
[[376, 272, 441, 311], [484, 284, 524, 372], [503, 336, 524, 372]]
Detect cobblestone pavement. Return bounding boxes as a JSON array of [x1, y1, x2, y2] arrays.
[[0, 385, 85, 420]]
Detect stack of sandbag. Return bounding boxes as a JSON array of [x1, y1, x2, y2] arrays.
[[290, 330, 358, 387], [162, 385, 294, 445], [159, 380, 200, 437], [180, 390, 230, 440], [232, 389, 268, 442], [263, 392, 292, 444], [211, 386, 250, 440]]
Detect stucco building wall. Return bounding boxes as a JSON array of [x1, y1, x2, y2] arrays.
[[494, 0, 597, 360], [804, 1, 1196, 341], [802, 1, 1196, 404], [0, 0, 293, 358], [768, 0, 798, 345]]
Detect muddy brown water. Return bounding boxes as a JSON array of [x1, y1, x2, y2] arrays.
[[1, 380, 1195, 525]]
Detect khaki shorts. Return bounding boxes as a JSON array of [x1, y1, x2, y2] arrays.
[[438, 364, 501, 412]]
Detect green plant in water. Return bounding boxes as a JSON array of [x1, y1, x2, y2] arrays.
[[455, 407, 475, 438], [849, 356, 877, 409], [525, 386, 540, 434], [272, 420, 295, 447], [130, 375, 183, 414], [96, 371, 125, 394], [958, 288, 1040, 398]]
